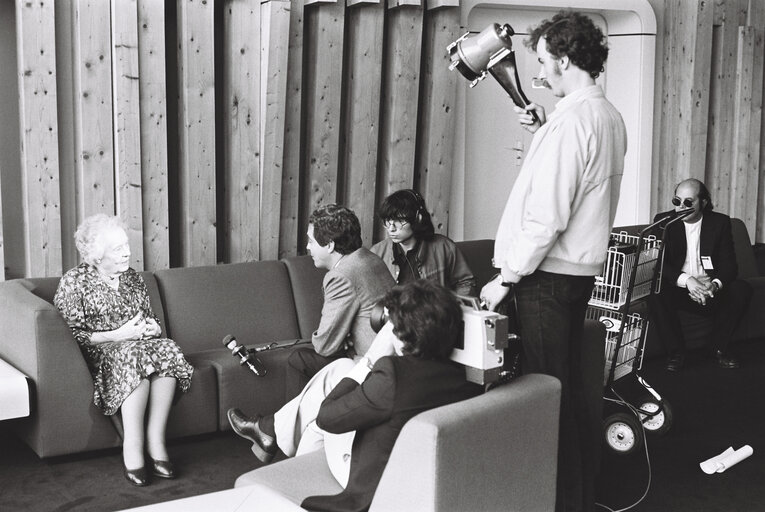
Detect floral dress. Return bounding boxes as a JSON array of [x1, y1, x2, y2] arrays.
[[54, 263, 194, 415]]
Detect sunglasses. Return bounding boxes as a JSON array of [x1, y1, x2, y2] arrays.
[[671, 197, 695, 208]]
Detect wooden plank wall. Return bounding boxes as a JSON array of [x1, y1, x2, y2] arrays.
[[10, 0, 765, 280], [656, 0, 765, 243], [6, 0, 462, 278]]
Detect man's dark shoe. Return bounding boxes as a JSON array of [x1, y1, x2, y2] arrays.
[[227, 408, 276, 463], [714, 350, 740, 369], [665, 352, 685, 372]]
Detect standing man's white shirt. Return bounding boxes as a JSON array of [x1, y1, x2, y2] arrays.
[[493, 84, 627, 283]]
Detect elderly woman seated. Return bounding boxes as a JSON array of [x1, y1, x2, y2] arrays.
[[54, 214, 194, 487]]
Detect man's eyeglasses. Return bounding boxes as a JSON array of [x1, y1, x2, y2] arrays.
[[671, 197, 695, 208], [381, 220, 410, 231]]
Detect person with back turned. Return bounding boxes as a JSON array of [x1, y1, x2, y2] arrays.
[[479, 11, 627, 512]]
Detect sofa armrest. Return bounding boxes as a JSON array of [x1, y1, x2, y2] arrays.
[[0, 280, 120, 457], [370, 373, 561, 512]]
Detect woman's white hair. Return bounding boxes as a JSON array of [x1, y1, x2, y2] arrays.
[[74, 214, 126, 265]]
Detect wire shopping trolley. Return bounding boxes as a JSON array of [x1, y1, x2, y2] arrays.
[[587, 228, 673, 455]]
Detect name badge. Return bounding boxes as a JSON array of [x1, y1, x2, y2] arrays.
[[701, 256, 714, 270]]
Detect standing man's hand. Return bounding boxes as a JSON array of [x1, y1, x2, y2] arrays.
[[480, 275, 511, 312], [514, 104, 546, 133]]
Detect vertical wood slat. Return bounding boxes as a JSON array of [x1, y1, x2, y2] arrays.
[[343, 3, 385, 247], [416, 7, 459, 234], [654, 0, 679, 215], [730, 26, 763, 235], [177, 0, 217, 267], [72, 0, 115, 221], [656, 0, 713, 209], [303, 2, 345, 221], [376, 4, 423, 241], [279, 0, 307, 258], [260, 0, 291, 260], [706, 0, 748, 215], [111, 0, 144, 271], [0, 173, 3, 279], [16, 0, 63, 277], [137, 0, 170, 271], [224, 0, 261, 263]]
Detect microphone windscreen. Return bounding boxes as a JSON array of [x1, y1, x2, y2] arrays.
[[222, 334, 235, 347]]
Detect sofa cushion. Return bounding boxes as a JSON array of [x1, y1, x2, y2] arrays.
[[166, 357, 219, 438], [193, 347, 294, 430], [154, 261, 301, 353], [282, 255, 326, 340]]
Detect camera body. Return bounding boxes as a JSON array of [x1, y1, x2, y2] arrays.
[[371, 295, 513, 385], [453, 300, 510, 384]]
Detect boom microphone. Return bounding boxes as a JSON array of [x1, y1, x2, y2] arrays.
[[222, 334, 267, 376]]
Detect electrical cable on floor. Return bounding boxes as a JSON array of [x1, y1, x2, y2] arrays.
[[595, 387, 652, 512]]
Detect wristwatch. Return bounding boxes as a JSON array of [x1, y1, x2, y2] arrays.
[[493, 274, 513, 287]]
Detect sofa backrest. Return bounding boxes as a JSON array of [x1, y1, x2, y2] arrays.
[[730, 218, 758, 278], [282, 255, 327, 340], [455, 239, 495, 292], [23, 272, 168, 337], [369, 373, 561, 512], [154, 261, 301, 353]]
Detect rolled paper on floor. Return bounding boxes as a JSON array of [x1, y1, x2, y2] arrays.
[[716, 445, 753, 473], [700, 447, 735, 474]]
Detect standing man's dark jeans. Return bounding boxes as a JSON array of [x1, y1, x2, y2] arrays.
[[513, 270, 598, 512], [648, 279, 752, 354], [285, 346, 345, 400]]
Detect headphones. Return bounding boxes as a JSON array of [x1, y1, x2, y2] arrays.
[[406, 189, 426, 223]]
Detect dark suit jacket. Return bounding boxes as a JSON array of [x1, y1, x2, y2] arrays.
[[301, 355, 482, 512], [655, 209, 738, 288]]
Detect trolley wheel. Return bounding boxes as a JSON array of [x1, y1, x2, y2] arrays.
[[603, 412, 643, 455], [637, 395, 673, 436]]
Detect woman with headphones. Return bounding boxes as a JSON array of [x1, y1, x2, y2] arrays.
[[371, 189, 475, 296]]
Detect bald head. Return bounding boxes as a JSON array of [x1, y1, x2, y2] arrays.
[[673, 178, 712, 223]]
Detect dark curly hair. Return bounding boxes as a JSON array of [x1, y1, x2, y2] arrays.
[[525, 11, 609, 79], [378, 189, 435, 241], [384, 280, 462, 360], [308, 204, 362, 255]]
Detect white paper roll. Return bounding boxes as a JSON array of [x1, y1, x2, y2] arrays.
[[717, 445, 753, 473], [700, 447, 734, 474]]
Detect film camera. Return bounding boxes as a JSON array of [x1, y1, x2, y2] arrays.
[[371, 295, 518, 385]]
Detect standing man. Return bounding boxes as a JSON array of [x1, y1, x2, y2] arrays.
[[480, 11, 626, 512], [649, 178, 752, 371]]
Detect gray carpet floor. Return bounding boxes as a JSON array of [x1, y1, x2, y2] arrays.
[[2, 338, 765, 511]]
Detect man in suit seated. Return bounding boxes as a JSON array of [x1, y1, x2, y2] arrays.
[[227, 204, 395, 456], [649, 178, 752, 371], [287, 204, 396, 398]]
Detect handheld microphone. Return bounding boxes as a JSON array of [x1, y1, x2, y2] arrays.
[[222, 334, 267, 376]]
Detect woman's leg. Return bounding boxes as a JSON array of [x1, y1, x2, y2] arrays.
[[145, 376, 177, 460], [121, 379, 150, 469]]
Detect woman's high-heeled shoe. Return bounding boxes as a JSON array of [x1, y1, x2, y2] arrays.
[[123, 465, 149, 486], [148, 457, 176, 479]]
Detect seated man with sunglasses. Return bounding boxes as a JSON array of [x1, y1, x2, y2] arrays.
[[649, 178, 752, 371]]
